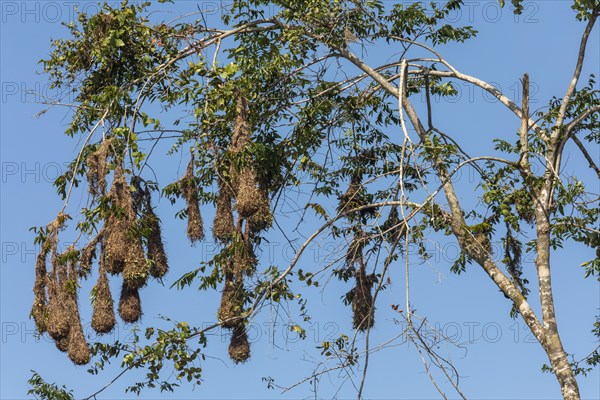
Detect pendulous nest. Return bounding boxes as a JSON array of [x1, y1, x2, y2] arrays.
[[352, 266, 375, 331], [31, 250, 50, 333], [181, 156, 204, 243], [217, 271, 242, 329], [247, 188, 272, 232], [86, 138, 113, 196], [233, 238, 257, 277], [213, 178, 235, 242], [46, 278, 71, 341], [91, 267, 116, 334], [228, 323, 250, 363], [103, 165, 148, 281], [31, 215, 64, 334], [122, 241, 149, 289], [118, 282, 142, 323], [235, 167, 261, 218], [66, 298, 90, 365], [145, 208, 169, 278]]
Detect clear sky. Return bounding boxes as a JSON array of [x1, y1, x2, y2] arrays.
[[1, 1, 599, 399]]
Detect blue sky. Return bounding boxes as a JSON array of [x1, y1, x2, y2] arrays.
[[1, 1, 599, 399]]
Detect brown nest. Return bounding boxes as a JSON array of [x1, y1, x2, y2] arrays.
[[217, 272, 242, 329], [66, 303, 90, 365], [247, 188, 272, 232], [91, 268, 116, 334], [228, 323, 250, 363], [31, 251, 49, 333], [46, 276, 71, 341], [346, 230, 367, 267], [103, 165, 136, 274], [231, 94, 251, 153], [118, 283, 142, 323], [181, 156, 204, 243], [122, 240, 149, 289], [145, 209, 169, 278], [213, 179, 235, 242], [31, 215, 63, 333], [235, 167, 261, 218], [352, 266, 374, 331], [85, 138, 114, 196], [233, 238, 257, 277]]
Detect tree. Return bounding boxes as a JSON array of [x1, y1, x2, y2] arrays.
[[28, 0, 599, 399]]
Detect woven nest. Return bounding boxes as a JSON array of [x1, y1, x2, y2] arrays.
[[247, 189, 272, 232], [146, 210, 169, 278], [352, 267, 374, 331], [213, 182, 235, 242], [46, 277, 71, 341], [181, 156, 204, 243], [233, 239, 257, 277], [231, 94, 251, 153], [31, 216, 62, 333], [235, 167, 261, 218], [67, 307, 90, 365], [118, 283, 142, 323], [218, 272, 242, 329], [228, 323, 250, 363], [31, 251, 49, 333], [86, 137, 113, 196], [92, 268, 116, 334], [122, 240, 149, 289], [346, 230, 368, 267]]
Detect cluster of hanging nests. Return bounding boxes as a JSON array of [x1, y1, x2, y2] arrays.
[[30, 94, 273, 365], [212, 94, 272, 363], [339, 172, 376, 332], [31, 140, 169, 365]]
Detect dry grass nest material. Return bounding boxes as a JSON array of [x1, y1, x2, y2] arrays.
[[213, 179, 235, 242], [118, 283, 142, 323], [228, 323, 250, 363], [92, 268, 116, 334], [352, 267, 374, 331], [217, 272, 243, 329], [182, 156, 204, 243]]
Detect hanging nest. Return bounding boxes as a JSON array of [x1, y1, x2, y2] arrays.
[[46, 278, 71, 341], [235, 167, 261, 218], [346, 229, 367, 267], [118, 283, 142, 323], [231, 94, 251, 153], [213, 178, 235, 242], [31, 250, 50, 333], [46, 251, 72, 342], [247, 188, 272, 232], [181, 155, 204, 243], [31, 214, 64, 333], [103, 166, 134, 275], [132, 177, 169, 279], [233, 238, 257, 277], [352, 265, 375, 331], [91, 267, 116, 334], [122, 241, 149, 289], [86, 138, 113, 196], [145, 208, 169, 278], [64, 250, 91, 365], [228, 323, 250, 363], [65, 292, 90, 365], [217, 271, 242, 329]]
